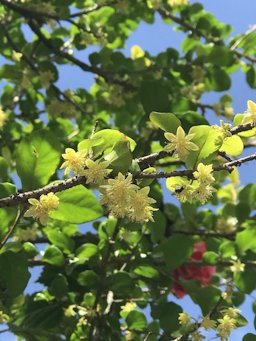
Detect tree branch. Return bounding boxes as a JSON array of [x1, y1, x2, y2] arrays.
[[171, 229, 235, 240], [0, 176, 86, 208]]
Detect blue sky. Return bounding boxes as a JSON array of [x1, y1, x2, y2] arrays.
[[1, 1, 256, 339]]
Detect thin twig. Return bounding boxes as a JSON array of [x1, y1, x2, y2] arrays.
[[0, 205, 28, 249]]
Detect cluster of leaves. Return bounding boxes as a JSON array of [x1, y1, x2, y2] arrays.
[[1, 0, 256, 340]]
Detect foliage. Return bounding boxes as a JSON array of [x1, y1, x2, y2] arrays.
[[0, 0, 256, 340]]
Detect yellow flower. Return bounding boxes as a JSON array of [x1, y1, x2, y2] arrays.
[[64, 305, 76, 317], [83, 159, 112, 185], [230, 259, 245, 273], [194, 184, 216, 204], [24, 192, 59, 225], [12, 51, 23, 62], [168, 0, 189, 7], [164, 126, 198, 161], [39, 71, 55, 89], [215, 217, 237, 234], [191, 331, 205, 341], [0, 107, 8, 127], [60, 148, 88, 176], [178, 312, 191, 325], [201, 316, 217, 330], [121, 302, 137, 313], [128, 186, 157, 223], [218, 120, 232, 138], [125, 330, 136, 341], [222, 308, 240, 319], [173, 181, 194, 203], [217, 315, 236, 334], [101, 173, 137, 218], [193, 163, 215, 185], [242, 100, 256, 125], [40, 192, 59, 210], [13, 225, 38, 242]]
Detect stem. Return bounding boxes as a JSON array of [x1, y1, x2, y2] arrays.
[[88, 221, 120, 341], [0, 205, 28, 249]]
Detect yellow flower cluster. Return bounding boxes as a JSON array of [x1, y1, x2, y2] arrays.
[[164, 126, 198, 161], [171, 163, 216, 204], [61, 148, 88, 176], [24, 192, 59, 225], [83, 159, 112, 185], [217, 314, 237, 340], [61, 148, 112, 184], [101, 173, 157, 223], [13, 225, 38, 242], [193, 163, 216, 204]]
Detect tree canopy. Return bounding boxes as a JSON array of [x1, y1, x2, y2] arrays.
[[0, 0, 256, 340]]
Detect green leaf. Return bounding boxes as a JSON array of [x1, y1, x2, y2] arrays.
[[76, 243, 98, 259], [45, 230, 74, 254], [236, 228, 256, 254], [50, 185, 103, 223], [22, 302, 62, 329], [202, 251, 218, 265], [0, 251, 30, 297], [220, 135, 244, 156], [219, 241, 236, 258], [243, 334, 256, 341], [91, 129, 136, 157], [233, 114, 256, 137], [186, 125, 223, 168], [126, 311, 147, 331], [152, 302, 182, 333], [160, 235, 194, 270], [0, 183, 18, 236], [149, 111, 181, 133], [208, 46, 234, 67], [234, 269, 256, 294], [206, 66, 231, 91], [42, 245, 65, 266], [246, 66, 256, 88], [50, 274, 68, 299], [0, 156, 8, 181], [134, 265, 159, 278], [107, 271, 135, 296], [16, 130, 61, 190], [77, 270, 99, 287], [179, 111, 209, 132], [23, 242, 39, 258], [188, 285, 221, 315], [239, 184, 256, 210], [104, 140, 133, 173], [139, 81, 170, 115], [77, 137, 103, 152], [148, 210, 166, 243]]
